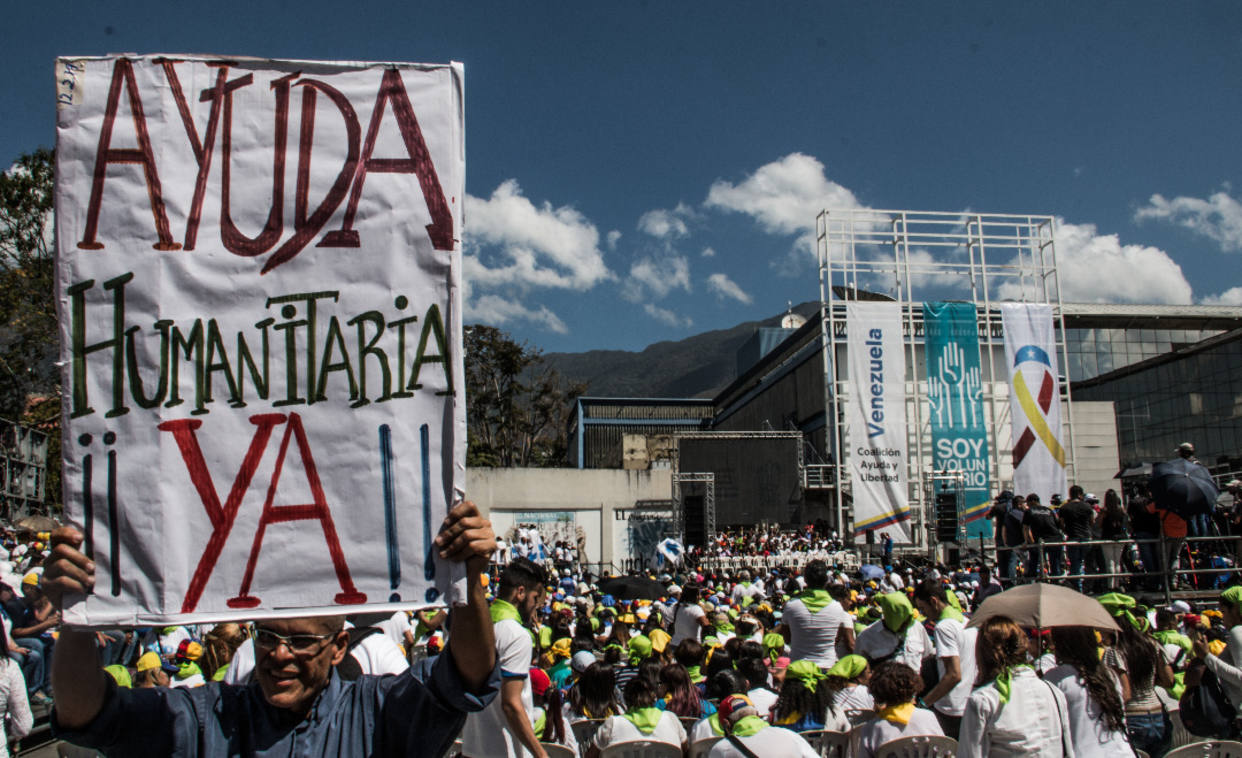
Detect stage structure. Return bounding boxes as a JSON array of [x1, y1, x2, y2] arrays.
[[816, 209, 1076, 550], [671, 431, 805, 549]]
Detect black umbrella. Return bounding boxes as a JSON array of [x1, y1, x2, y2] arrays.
[[1150, 457, 1219, 517], [597, 575, 667, 601]]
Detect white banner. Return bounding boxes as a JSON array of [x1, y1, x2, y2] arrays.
[[846, 302, 910, 541], [1001, 303, 1068, 502], [54, 55, 465, 627]]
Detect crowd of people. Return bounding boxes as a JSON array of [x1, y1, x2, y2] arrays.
[[0, 459, 1237, 757]]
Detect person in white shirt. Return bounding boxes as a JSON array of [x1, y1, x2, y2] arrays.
[[958, 616, 1073, 758], [912, 578, 978, 741], [854, 592, 934, 673], [1046, 626, 1132, 758], [462, 557, 548, 758], [671, 583, 711, 645], [778, 560, 854, 668], [590, 676, 686, 757], [706, 693, 818, 758], [730, 570, 764, 608], [855, 661, 943, 758]]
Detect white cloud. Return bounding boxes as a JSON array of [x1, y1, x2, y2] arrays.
[[1202, 287, 1242, 306], [623, 254, 692, 302], [701, 247, 716, 258], [1135, 189, 1242, 252], [637, 203, 693, 240], [706, 273, 753, 304], [704, 152, 864, 273], [464, 180, 613, 290], [606, 230, 622, 250], [466, 294, 568, 334], [704, 152, 862, 236], [996, 219, 1193, 304], [644, 303, 693, 328]]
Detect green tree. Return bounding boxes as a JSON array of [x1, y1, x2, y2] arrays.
[[1, 149, 61, 511], [1, 149, 58, 420], [464, 325, 584, 467]]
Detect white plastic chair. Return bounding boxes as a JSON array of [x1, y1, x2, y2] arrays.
[[541, 743, 577, 758], [875, 734, 959, 758], [599, 740, 685, 758], [1163, 741, 1242, 758], [689, 736, 723, 758], [799, 729, 851, 758], [571, 719, 607, 754]]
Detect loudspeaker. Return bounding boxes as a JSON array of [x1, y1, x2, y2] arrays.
[[935, 490, 959, 543]]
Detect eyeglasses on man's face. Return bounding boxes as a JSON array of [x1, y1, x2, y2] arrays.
[[254, 628, 337, 656]]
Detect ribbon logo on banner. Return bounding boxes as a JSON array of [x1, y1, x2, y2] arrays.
[[1010, 345, 1067, 467]]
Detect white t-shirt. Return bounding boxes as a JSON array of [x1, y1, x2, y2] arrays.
[[594, 711, 686, 749], [1045, 663, 1132, 758], [672, 603, 706, 645], [854, 620, 933, 672], [707, 724, 819, 758], [747, 687, 778, 718], [856, 708, 944, 758], [783, 596, 852, 667], [931, 616, 978, 718], [462, 617, 536, 757]]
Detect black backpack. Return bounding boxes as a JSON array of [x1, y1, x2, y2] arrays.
[[1180, 661, 1237, 738]]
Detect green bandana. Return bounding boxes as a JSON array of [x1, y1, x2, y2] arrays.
[[787, 659, 828, 688], [686, 665, 703, 683], [490, 598, 522, 624], [1097, 593, 1148, 633], [939, 605, 965, 624], [993, 664, 1031, 705], [534, 708, 547, 739], [763, 632, 785, 661], [707, 712, 724, 736], [798, 589, 833, 613], [622, 706, 664, 734], [104, 664, 132, 688], [731, 715, 768, 737], [628, 635, 652, 666], [1154, 629, 1193, 655], [1222, 586, 1242, 611], [878, 592, 914, 633], [715, 619, 735, 634], [826, 655, 868, 680], [176, 661, 202, 680]]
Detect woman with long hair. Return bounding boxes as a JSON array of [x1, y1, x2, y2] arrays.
[[856, 662, 943, 758], [658, 663, 715, 719], [567, 661, 621, 722], [1098, 490, 1130, 591], [588, 675, 687, 758], [958, 616, 1070, 758], [1047, 626, 1131, 757], [0, 620, 31, 758], [1099, 594, 1175, 756]]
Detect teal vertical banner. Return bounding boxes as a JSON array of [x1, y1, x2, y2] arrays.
[[923, 302, 992, 539]]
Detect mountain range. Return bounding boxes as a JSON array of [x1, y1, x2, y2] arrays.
[[542, 301, 822, 399]]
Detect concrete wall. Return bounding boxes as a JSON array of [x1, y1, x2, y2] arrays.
[[1070, 400, 1121, 500], [466, 468, 672, 567]]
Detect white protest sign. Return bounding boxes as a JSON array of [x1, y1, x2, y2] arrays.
[[54, 55, 465, 627]]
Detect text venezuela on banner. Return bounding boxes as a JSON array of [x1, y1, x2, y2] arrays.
[[923, 302, 992, 539], [846, 302, 911, 541], [54, 55, 466, 627], [1001, 303, 1068, 503]]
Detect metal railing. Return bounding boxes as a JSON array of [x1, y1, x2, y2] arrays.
[[987, 533, 1242, 604]]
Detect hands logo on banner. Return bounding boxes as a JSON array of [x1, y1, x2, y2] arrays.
[[928, 342, 983, 430], [1011, 345, 1067, 467]]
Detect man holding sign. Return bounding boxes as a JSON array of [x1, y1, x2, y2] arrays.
[[45, 500, 499, 756]]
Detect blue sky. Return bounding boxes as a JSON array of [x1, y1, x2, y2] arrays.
[[6, 2, 1242, 353]]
